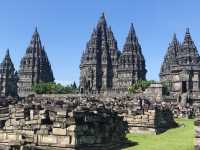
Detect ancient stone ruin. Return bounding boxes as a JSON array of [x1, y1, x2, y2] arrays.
[[0, 50, 18, 97], [17, 28, 54, 98], [0, 95, 128, 150], [160, 29, 200, 106], [79, 13, 146, 94], [0, 94, 177, 150], [0, 12, 196, 150], [100, 95, 177, 134]]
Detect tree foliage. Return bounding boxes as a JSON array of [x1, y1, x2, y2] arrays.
[[32, 82, 78, 94], [128, 80, 155, 93]]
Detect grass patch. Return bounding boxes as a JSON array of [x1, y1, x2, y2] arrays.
[[124, 118, 195, 150]]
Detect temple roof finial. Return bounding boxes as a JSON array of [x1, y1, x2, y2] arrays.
[[183, 27, 193, 45], [35, 25, 38, 33], [102, 12, 105, 19], [171, 33, 179, 43], [5, 49, 10, 57], [186, 27, 190, 34], [173, 33, 177, 39], [129, 23, 136, 35], [127, 23, 137, 42], [97, 12, 107, 26]]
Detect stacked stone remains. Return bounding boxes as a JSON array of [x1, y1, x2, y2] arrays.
[[0, 50, 18, 97], [0, 95, 128, 150], [142, 81, 197, 118], [0, 94, 178, 149], [100, 95, 177, 134], [80, 13, 146, 94], [143, 82, 163, 101], [18, 28, 54, 97]]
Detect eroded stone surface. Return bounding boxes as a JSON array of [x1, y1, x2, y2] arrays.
[[0, 95, 130, 150], [17, 28, 54, 97]]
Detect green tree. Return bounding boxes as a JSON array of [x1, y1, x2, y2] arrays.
[[128, 80, 155, 93], [32, 82, 76, 94]]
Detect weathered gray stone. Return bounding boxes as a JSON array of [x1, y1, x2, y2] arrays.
[[160, 29, 200, 106], [79, 14, 146, 94], [0, 95, 128, 150], [17, 28, 54, 97], [0, 50, 18, 97]]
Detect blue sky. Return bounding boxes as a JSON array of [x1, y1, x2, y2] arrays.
[[0, 0, 200, 85]]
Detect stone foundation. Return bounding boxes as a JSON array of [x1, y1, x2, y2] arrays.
[[123, 106, 176, 134]]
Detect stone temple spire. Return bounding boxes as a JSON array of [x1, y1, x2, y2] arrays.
[[123, 23, 140, 52], [183, 28, 192, 43], [160, 29, 200, 97], [18, 28, 54, 97], [97, 12, 107, 28], [117, 23, 146, 92], [182, 28, 198, 54], [5, 49, 10, 58], [80, 13, 120, 94], [160, 33, 181, 75], [0, 49, 18, 97], [180, 28, 199, 64], [127, 23, 137, 42], [169, 33, 180, 57]]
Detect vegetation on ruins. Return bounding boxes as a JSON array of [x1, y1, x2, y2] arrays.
[[128, 80, 155, 93], [124, 118, 194, 150], [32, 82, 78, 94]]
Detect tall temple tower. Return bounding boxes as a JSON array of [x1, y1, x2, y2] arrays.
[[80, 13, 120, 94], [117, 24, 146, 92], [80, 14, 147, 94], [160, 28, 200, 97], [0, 50, 18, 97], [18, 28, 54, 97]]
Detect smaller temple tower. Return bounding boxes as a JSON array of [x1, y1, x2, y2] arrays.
[[18, 28, 54, 97], [117, 24, 147, 92], [160, 28, 200, 98], [160, 33, 180, 77], [0, 50, 18, 97]]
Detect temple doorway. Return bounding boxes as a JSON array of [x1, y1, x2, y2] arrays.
[[182, 81, 187, 93]]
